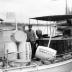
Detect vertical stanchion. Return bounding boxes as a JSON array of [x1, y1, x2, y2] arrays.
[[50, 22, 51, 36], [29, 19, 30, 25], [47, 21, 48, 36], [15, 18, 18, 31], [37, 20, 39, 30], [6, 50, 8, 68]]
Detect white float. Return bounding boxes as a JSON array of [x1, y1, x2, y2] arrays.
[[5, 41, 17, 61], [19, 42, 32, 62], [35, 46, 57, 60], [14, 30, 27, 42]]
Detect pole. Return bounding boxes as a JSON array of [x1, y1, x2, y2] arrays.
[[66, 0, 67, 14]]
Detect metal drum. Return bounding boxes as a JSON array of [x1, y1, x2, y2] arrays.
[[19, 42, 32, 62], [14, 30, 27, 42], [5, 41, 17, 61]]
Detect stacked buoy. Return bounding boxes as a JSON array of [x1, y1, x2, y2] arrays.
[[14, 30, 32, 63], [19, 42, 31, 62]]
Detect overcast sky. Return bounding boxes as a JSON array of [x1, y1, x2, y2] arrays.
[[0, 0, 71, 23]]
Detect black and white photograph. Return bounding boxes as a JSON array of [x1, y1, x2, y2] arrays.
[[0, 0, 72, 72]]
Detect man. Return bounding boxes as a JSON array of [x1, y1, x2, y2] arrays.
[[23, 25, 36, 59]]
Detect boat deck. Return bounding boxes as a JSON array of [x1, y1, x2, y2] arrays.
[[0, 52, 72, 72]]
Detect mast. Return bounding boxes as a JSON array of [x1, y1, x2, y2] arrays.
[[66, 0, 67, 14]]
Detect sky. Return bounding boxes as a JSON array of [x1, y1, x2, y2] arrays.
[[0, 0, 71, 23]]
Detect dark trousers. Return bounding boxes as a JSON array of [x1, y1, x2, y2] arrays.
[[30, 41, 36, 59]]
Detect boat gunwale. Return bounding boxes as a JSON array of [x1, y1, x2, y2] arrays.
[[2, 57, 72, 72]]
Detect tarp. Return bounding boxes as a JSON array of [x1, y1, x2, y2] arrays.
[[30, 15, 72, 21]]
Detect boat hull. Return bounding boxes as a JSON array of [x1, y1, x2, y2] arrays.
[[37, 59, 72, 72], [2, 59, 72, 72]]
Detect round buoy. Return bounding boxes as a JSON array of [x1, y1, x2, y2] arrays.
[[19, 42, 32, 62], [14, 30, 27, 42], [5, 41, 17, 61]]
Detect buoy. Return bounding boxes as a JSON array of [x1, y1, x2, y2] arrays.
[[14, 30, 27, 42], [35, 46, 57, 60], [5, 41, 17, 61], [19, 42, 32, 62]]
